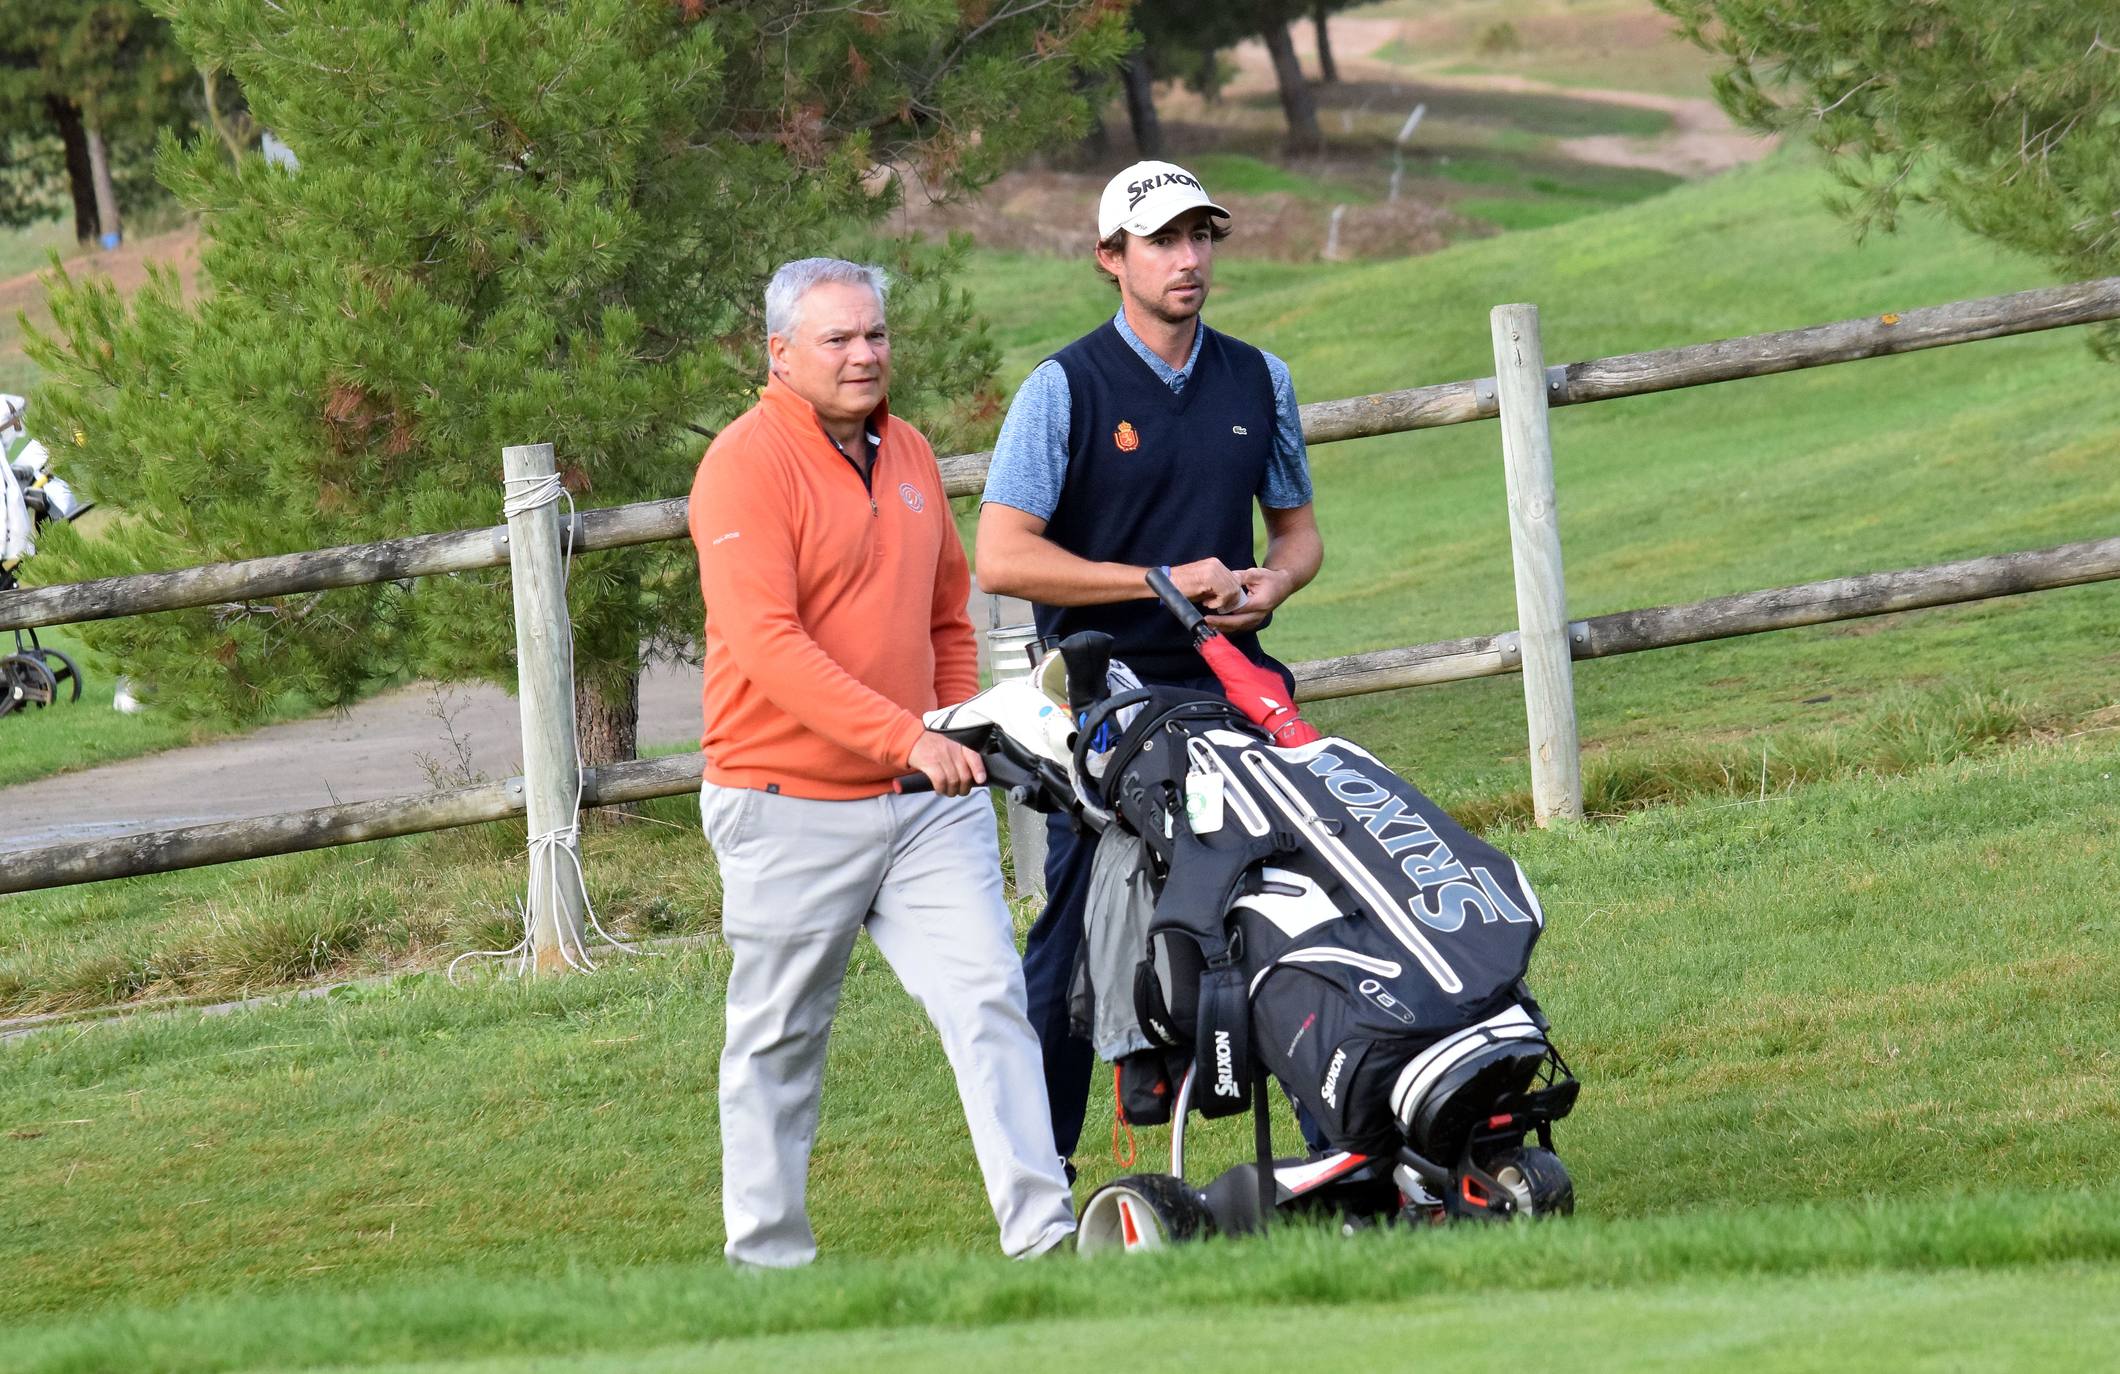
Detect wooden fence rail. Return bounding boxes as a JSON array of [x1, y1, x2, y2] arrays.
[[1294, 534, 2120, 700], [4, 275, 2117, 909], [7, 276, 2117, 635], [0, 754, 699, 897], [9, 534, 2114, 896]]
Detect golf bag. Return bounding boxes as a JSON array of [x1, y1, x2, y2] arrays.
[[915, 574, 1579, 1250], [2, 394, 94, 715], [1079, 682, 1576, 1194]]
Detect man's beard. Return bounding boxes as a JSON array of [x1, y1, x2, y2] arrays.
[[1140, 280, 1206, 324]]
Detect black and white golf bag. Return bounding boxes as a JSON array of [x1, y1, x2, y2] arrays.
[[917, 632, 1580, 1249], [1092, 683, 1574, 1152]]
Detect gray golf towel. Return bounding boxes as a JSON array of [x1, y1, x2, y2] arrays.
[[1068, 826, 1160, 1061]]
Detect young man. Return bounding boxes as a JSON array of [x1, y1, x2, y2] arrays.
[[976, 161, 1325, 1174], [690, 258, 1076, 1267]]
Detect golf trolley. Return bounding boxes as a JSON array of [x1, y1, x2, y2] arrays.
[[907, 570, 1579, 1253], [1, 403, 93, 718]]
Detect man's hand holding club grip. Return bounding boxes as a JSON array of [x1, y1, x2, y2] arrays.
[[1160, 557, 1245, 617], [1146, 564, 1213, 644]]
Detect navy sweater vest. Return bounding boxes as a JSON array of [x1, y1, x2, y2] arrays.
[[1038, 321, 1275, 682]]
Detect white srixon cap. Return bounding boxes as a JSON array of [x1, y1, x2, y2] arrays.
[[1097, 160, 1231, 239]]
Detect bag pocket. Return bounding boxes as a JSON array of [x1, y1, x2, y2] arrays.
[[1252, 966, 1423, 1154]]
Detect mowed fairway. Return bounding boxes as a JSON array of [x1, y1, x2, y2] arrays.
[[4, 134, 2118, 1367], [6, 731, 2117, 1368]]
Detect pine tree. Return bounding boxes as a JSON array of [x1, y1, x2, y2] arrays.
[[1659, 2, 2120, 310], [24, 0, 1125, 761]]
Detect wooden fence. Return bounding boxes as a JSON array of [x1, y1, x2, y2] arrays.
[[5, 278, 2118, 951]]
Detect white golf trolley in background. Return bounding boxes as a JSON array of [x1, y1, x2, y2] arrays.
[[2, 395, 94, 717], [907, 570, 1580, 1256]]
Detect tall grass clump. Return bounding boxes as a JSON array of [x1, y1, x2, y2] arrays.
[[0, 794, 722, 1018], [1454, 685, 2054, 831]]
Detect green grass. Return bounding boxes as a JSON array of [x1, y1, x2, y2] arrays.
[[0, 792, 723, 1017], [0, 217, 77, 395], [4, 731, 2118, 1364], [1416, 151, 1684, 230], [0, 217, 76, 281], [952, 147, 2120, 804], [1186, 153, 1378, 205], [1, 333, 41, 396], [11, 1211, 2120, 1372], [1454, 195, 1605, 231], [244, 1270, 2117, 1374], [4, 113, 2119, 1369]]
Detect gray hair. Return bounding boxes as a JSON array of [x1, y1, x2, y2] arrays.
[[765, 257, 889, 341]]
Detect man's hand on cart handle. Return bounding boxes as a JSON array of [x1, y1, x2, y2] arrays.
[[904, 730, 986, 797]]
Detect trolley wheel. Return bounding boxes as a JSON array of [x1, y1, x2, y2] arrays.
[[26, 646, 82, 703], [1076, 1173, 1213, 1255], [1490, 1147, 1574, 1219], [0, 653, 59, 716]]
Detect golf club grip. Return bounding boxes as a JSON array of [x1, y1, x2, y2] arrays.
[[893, 773, 934, 794], [1145, 566, 1211, 641]]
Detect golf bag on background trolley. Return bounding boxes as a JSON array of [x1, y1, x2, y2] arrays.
[[1, 394, 94, 716], [910, 570, 1579, 1254]]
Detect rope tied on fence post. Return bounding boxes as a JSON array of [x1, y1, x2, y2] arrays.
[[449, 451, 643, 981]]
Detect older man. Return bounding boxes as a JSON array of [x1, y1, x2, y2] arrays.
[[977, 160, 1325, 1175], [689, 258, 1076, 1267]]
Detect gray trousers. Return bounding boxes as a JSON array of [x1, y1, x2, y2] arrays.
[[703, 782, 1077, 1266]]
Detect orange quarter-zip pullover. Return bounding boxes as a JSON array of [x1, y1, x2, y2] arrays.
[[689, 373, 977, 799]]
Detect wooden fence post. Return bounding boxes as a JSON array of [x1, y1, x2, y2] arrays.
[[1490, 304, 1584, 825], [502, 442, 587, 970]]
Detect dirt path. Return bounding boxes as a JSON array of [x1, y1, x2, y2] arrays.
[[1226, 15, 1772, 178]]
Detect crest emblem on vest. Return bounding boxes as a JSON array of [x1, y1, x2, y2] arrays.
[[898, 482, 925, 513], [1113, 420, 1140, 453]]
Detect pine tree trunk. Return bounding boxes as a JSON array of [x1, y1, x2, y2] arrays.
[[84, 125, 122, 250], [575, 668, 639, 766], [1261, 11, 1324, 156], [46, 97, 99, 244], [575, 665, 639, 826], [1120, 50, 1164, 159], [1198, 43, 1223, 105], [1313, 3, 1340, 84]]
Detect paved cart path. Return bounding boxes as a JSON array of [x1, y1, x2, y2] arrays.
[[0, 664, 703, 855], [0, 594, 1035, 855]]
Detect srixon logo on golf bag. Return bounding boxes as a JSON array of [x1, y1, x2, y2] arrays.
[[1211, 1030, 1240, 1099], [1303, 751, 1538, 932], [1320, 1046, 1348, 1110]]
